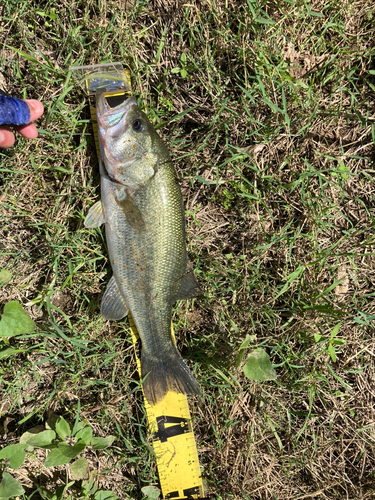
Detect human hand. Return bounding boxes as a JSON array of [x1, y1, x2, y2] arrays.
[[0, 99, 44, 148]]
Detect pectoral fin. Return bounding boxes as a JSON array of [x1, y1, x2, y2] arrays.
[[101, 276, 129, 321], [174, 261, 201, 302], [115, 188, 146, 232], [84, 201, 105, 228]]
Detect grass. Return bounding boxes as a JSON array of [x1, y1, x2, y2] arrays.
[[1, 0, 375, 498]]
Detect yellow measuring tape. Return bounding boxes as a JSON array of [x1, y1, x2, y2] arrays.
[[76, 63, 204, 499], [129, 316, 204, 499]]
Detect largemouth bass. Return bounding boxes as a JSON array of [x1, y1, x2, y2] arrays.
[[85, 94, 200, 405]]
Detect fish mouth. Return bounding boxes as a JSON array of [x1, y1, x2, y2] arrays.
[[96, 93, 142, 187], [96, 93, 137, 119], [96, 93, 138, 184]]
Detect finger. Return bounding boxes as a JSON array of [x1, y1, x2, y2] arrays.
[[16, 100, 44, 139], [25, 99, 44, 121], [0, 127, 15, 148], [15, 122, 38, 139]]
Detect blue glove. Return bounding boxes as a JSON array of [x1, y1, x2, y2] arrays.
[[0, 90, 31, 126]]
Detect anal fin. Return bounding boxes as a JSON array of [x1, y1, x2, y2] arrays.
[[101, 276, 129, 321], [174, 261, 201, 302]]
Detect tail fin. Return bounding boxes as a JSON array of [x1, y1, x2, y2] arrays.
[[141, 347, 200, 405]]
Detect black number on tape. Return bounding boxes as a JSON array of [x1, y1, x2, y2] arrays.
[[183, 486, 201, 498], [165, 486, 202, 499], [165, 491, 179, 499], [153, 416, 192, 443]]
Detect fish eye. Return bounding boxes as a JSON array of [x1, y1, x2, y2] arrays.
[[133, 119, 142, 131]]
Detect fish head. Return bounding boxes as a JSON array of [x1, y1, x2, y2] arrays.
[[96, 94, 158, 186]]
